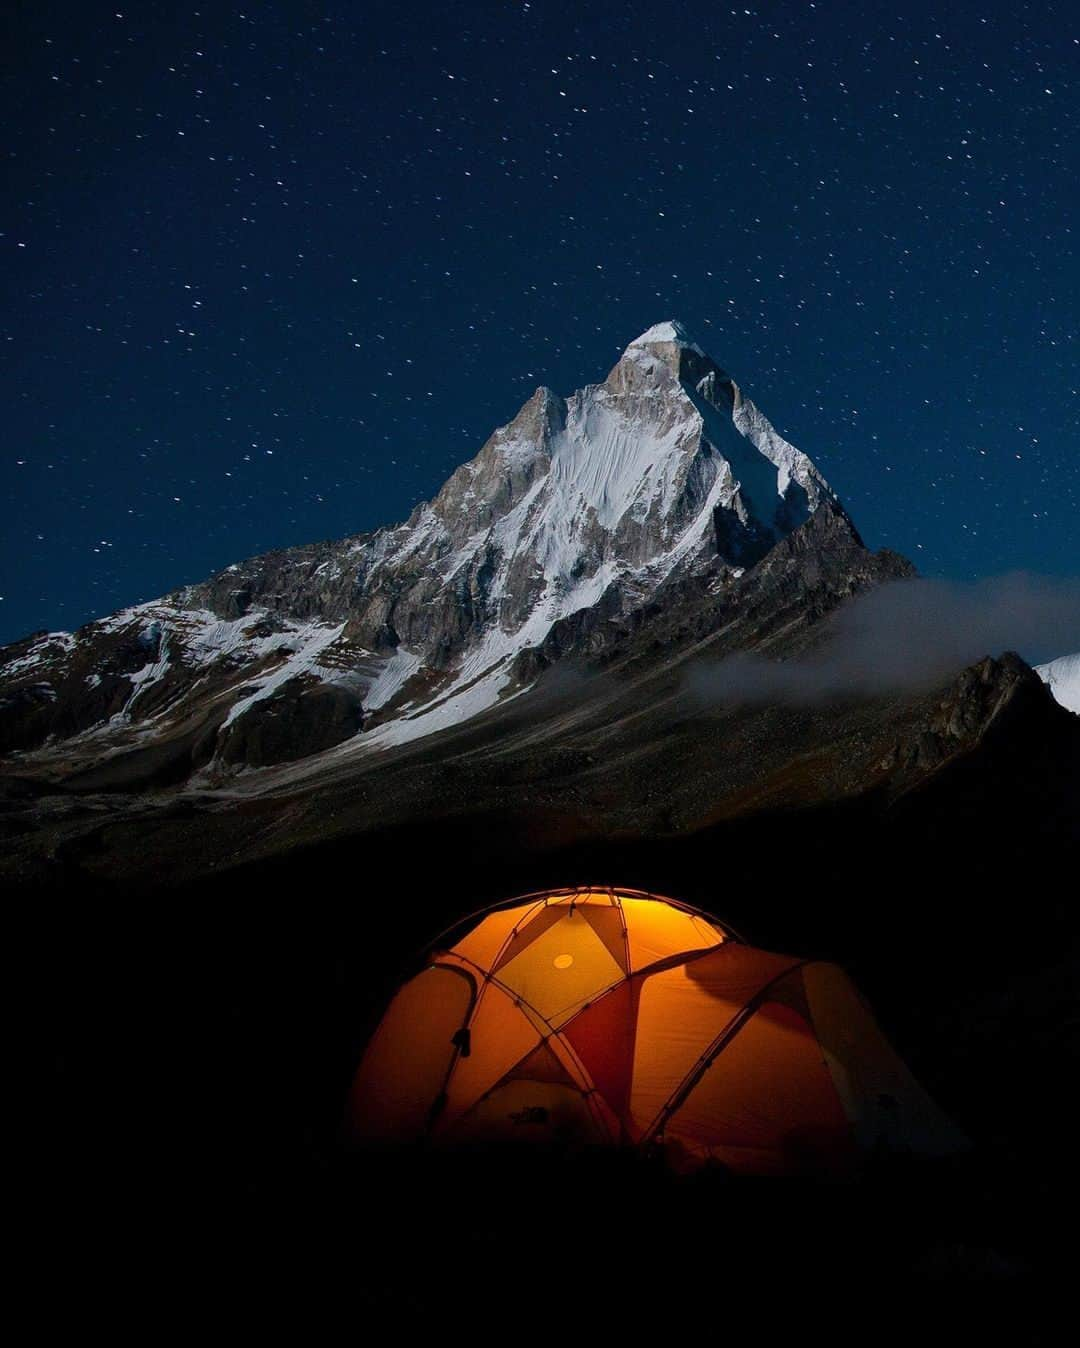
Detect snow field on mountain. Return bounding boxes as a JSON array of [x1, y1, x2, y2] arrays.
[[1036, 652, 1080, 713]]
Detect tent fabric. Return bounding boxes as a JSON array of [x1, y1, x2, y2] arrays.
[[347, 887, 965, 1174]]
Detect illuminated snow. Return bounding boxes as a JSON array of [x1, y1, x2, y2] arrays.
[[1036, 652, 1080, 714]]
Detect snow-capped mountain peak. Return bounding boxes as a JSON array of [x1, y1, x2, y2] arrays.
[[624, 319, 708, 362], [610, 319, 717, 390], [0, 322, 843, 770], [630, 318, 701, 347]]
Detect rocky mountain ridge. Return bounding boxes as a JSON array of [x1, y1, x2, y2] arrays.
[[0, 321, 845, 779]]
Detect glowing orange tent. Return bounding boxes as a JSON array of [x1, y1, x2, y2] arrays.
[[347, 888, 964, 1174]]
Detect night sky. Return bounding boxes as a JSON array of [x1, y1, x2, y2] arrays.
[[2, 0, 1076, 644]]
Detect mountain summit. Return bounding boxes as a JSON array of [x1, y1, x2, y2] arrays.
[[1, 323, 843, 772]]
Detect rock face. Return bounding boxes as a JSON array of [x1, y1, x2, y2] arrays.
[[0, 321, 845, 777]]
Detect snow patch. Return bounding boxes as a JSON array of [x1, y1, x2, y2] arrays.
[[1036, 652, 1080, 714], [0, 631, 75, 677], [222, 620, 348, 727], [364, 648, 423, 712], [626, 320, 705, 355], [123, 629, 173, 713], [363, 660, 524, 749]]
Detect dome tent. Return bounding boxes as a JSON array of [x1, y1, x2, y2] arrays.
[[346, 887, 964, 1174]]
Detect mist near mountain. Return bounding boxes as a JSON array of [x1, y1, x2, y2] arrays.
[[687, 572, 1080, 706]]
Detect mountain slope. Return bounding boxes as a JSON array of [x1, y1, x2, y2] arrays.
[[0, 321, 841, 780]]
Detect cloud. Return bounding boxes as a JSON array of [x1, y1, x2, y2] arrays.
[[686, 573, 1080, 706]]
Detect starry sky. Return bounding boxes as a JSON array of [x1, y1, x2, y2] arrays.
[[2, 0, 1077, 643]]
